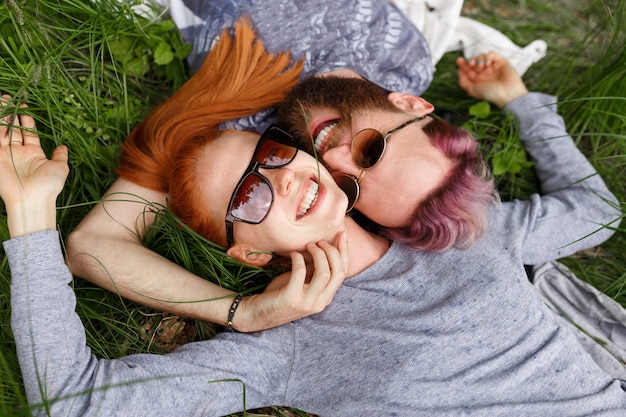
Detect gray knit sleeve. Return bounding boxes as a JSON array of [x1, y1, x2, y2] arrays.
[[5, 231, 293, 416], [493, 93, 621, 264]]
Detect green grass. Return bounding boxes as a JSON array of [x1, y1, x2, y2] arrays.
[[0, 0, 625, 416]]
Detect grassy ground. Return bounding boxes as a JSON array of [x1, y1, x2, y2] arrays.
[[0, 0, 624, 416]]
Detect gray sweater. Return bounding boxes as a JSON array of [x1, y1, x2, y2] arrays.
[[5, 94, 625, 416]]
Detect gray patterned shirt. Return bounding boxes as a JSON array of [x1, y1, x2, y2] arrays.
[[178, 0, 433, 132]]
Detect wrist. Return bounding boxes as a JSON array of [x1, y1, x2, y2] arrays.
[[226, 294, 255, 332], [228, 294, 263, 333], [497, 85, 529, 109], [6, 199, 58, 238]]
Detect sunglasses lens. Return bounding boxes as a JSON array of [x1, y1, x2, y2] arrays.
[[231, 173, 273, 223], [334, 174, 359, 213], [255, 127, 298, 167], [352, 129, 385, 169]]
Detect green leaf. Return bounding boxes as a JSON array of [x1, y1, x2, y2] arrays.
[[160, 20, 176, 32], [108, 37, 133, 63], [175, 43, 192, 59], [126, 56, 149, 76], [154, 42, 174, 65], [469, 101, 491, 119], [491, 154, 508, 176]]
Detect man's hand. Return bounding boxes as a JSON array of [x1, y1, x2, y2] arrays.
[[235, 231, 349, 331], [0, 95, 69, 237], [457, 52, 529, 109]]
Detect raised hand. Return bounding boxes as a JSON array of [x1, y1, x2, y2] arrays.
[[0, 96, 69, 237], [235, 231, 349, 331], [457, 52, 529, 108]]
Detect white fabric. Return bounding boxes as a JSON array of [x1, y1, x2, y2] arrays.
[[393, 0, 547, 75], [392, 0, 463, 65], [125, 0, 203, 27]]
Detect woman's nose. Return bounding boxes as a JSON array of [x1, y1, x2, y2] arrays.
[[261, 166, 295, 197]]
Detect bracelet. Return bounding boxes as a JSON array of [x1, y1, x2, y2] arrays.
[[226, 294, 245, 332]]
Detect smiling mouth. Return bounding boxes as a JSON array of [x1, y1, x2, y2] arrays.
[[313, 120, 339, 153], [297, 178, 320, 218]]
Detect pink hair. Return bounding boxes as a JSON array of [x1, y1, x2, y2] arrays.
[[382, 118, 497, 251]]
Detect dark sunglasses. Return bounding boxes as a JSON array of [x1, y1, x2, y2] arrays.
[[224, 125, 299, 247], [333, 171, 363, 214], [351, 115, 425, 169], [335, 116, 425, 213]]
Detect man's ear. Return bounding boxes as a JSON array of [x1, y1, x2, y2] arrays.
[[387, 92, 434, 115], [226, 244, 273, 267]]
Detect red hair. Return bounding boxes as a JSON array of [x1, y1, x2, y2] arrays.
[[116, 19, 304, 194], [115, 19, 303, 246], [383, 118, 497, 251]]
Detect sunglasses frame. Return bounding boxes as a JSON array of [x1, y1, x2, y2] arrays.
[[336, 116, 425, 213], [351, 115, 425, 170], [224, 125, 298, 247], [333, 173, 361, 214]]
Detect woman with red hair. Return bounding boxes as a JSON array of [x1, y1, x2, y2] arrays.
[[66, 19, 343, 331]]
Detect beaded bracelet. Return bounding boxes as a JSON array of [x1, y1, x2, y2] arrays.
[[226, 294, 245, 332]]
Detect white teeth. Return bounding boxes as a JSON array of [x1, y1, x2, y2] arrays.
[[297, 180, 319, 217], [314, 122, 337, 152]]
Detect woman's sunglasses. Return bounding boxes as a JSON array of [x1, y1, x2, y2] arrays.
[[224, 125, 299, 247], [336, 116, 425, 213]]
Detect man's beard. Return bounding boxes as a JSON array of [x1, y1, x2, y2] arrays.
[[277, 76, 398, 154]]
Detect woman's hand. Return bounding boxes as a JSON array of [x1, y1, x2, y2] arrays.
[[235, 231, 349, 332], [0, 96, 69, 237], [457, 52, 529, 109]]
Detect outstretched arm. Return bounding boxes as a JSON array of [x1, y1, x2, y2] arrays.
[[457, 53, 621, 263], [67, 178, 347, 331], [66, 177, 238, 323], [68, 179, 347, 331], [0, 101, 292, 415]]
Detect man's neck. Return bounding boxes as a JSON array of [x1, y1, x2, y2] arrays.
[[343, 218, 391, 278], [317, 69, 363, 79]]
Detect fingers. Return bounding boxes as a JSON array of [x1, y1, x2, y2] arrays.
[[318, 231, 349, 297], [19, 111, 40, 147], [52, 145, 69, 164], [456, 56, 472, 71], [304, 232, 348, 298], [247, 233, 348, 330], [466, 51, 501, 68], [310, 232, 348, 283], [0, 96, 16, 147], [457, 51, 502, 77], [0, 95, 39, 147], [457, 57, 477, 93], [307, 242, 333, 287], [289, 250, 308, 286], [286, 232, 348, 308]]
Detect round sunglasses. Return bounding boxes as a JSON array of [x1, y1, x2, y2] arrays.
[[336, 116, 426, 212], [224, 125, 299, 247]]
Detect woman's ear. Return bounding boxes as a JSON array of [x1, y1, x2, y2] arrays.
[[387, 92, 435, 115], [226, 244, 273, 267]]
